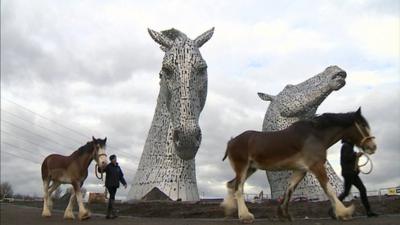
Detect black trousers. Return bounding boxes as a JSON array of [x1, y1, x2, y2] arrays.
[[338, 173, 371, 211], [107, 186, 117, 200], [106, 186, 117, 215]]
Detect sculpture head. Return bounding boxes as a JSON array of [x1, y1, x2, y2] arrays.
[[258, 65, 347, 122], [148, 27, 214, 160], [318, 65, 347, 91]]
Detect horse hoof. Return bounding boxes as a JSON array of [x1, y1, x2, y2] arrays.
[[42, 211, 51, 218], [78, 212, 91, 220], [64, 214, 75, 220], [277, 206, 291, 221], [239, 213, 255, 224], [79, 215, 91, 220]]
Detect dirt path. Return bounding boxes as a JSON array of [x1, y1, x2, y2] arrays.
[[1, 203, 399, 225]]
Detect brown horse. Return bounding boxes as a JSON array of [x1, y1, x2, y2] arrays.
[[41, 137, 108, 220], [221, 108, 376, 223]]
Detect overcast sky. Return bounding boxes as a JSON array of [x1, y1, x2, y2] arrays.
[[1, 0, 399, 200]]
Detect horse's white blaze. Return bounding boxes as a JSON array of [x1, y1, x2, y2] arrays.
[[97, 147, 108, 167]]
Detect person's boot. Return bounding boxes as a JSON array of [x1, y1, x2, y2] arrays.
[[110, 199, 118, 219], [105, 200, 112, 219], [367, 210, 378, 217]]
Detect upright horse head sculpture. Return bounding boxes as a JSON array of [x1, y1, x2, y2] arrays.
[[149, 28, 213, 160], [128, 28, 214, 201]]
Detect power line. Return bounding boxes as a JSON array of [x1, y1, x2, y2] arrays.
[[1, 97, 135, 160], [1, 109, 84, 144], [1, 141, 46, 158], [1, 150, 41, 165], [1, 129, 63, 154], [1, 119, 78, 151], [2, 98, 90, 138], [1, 99, 132, 156]]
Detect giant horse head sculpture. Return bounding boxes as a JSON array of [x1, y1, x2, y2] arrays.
[[148, 27, 214, 160]]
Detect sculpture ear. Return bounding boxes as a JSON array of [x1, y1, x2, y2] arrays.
[[258, 92, 275, 102], [194, 27, 214, 48], [148, 28, 173, 49]]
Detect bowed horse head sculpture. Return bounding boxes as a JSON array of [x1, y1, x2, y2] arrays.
[[148, 27, 214, 160]]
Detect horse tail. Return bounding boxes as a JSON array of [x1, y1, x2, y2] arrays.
[[41, 156, 49, 181], [222, 137, 234, 161]]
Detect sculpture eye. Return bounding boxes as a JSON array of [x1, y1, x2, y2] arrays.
[[162, 66, 173, 79], [198, 65, 207, 75]]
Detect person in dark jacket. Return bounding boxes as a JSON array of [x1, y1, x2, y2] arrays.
[[102, 154, 127, 219], [337, 139, 378, 217]]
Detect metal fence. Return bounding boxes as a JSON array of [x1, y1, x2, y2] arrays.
[[243, 186, 399, 203]]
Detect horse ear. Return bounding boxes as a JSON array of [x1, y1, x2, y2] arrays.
[[92, 136, 96, 142], [194, 27, 214, 48], [104, 137, 107, 143], [258, 92, 275, 102], [356, 107, 362, 115], [148, 28, 173, 49]]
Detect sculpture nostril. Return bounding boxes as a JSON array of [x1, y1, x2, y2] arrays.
[[173, 130, 179, 141], [196, 130, 202, 141]]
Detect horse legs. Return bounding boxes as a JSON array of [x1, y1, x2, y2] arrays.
[[64, 189, 76, 219], [277, 170, 306, 221], [41, 180, 51, 217], [221, 167, 257, 217], [72, 182, 90, 220], [221, 177, 238, 217], [47, 182, 61, 211], [310, 163, 354, 220], [234, 166, 256, 223]]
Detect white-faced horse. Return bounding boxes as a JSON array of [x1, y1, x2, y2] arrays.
[[41, 137, 108, 220]]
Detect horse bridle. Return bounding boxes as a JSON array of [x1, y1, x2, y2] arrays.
[[93, 145, 107, 180], [354, 122, 375, 148]]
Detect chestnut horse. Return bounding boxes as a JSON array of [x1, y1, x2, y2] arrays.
[[221, 108, 376, 223], [41, 137, 108, 220]]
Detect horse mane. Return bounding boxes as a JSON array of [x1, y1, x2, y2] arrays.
[[310, 112, 356, 129], [161, 28, 187, 41], [305, 111, 370, 130], [70, 141, 94, 158]]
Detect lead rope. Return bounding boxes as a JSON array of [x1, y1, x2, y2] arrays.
[[95, 164, 104, 180], [355, 152, 373, 174]]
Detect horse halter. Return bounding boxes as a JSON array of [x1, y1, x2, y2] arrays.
[[354, 122, 375, 147], [93, 144, 107, 180]]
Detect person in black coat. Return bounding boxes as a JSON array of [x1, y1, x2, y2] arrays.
[[338, 139, 378, 217], [102, 154, 127, 219]]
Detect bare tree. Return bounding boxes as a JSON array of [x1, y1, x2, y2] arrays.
[[0, 182, 14, 199]]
